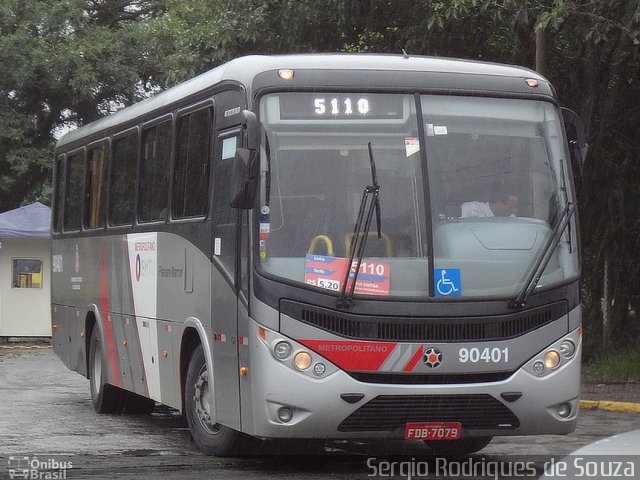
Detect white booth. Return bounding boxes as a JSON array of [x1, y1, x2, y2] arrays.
[[0, 202, 51, 337]]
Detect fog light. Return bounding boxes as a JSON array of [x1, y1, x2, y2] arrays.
[[294, 351, 312, 370], [557, 403, 572, 418], [277, 407, 293, 423], [533, 361, 545, 375], [544, 350, 561, 369], [559, 340, 576, 358], [274, 341, 292, 360], [313, 363, 326, 376]]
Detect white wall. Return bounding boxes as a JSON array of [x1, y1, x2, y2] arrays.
[[0, 238, 51, 336]]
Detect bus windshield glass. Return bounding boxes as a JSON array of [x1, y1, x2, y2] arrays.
[[258, 92, 578, 299]]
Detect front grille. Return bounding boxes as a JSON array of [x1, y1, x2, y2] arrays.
[[349, 371, 513, 384], [281, 300, 566, 342], [338, 394, 519, 432]]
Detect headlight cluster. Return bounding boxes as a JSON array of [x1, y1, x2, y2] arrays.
[[532, 340, 576, 376], [271, 340, 327, 376]]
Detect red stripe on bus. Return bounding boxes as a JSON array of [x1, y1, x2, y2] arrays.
[[100, 249, 121, 387], [299, 339, 396, 371], [403, 346, 424, 372]]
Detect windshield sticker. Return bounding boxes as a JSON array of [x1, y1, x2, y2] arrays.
[[434, 125, 448, 135], [434, 268, 461, 297], [405, 137, 420, 157], [260, 207, 270, 240], [305, 254, 390, 296], [426, 123, 435, 136]]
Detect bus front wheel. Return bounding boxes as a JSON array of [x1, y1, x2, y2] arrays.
[[185, 344, 248, 456], [88, 328, 128, 414], [424, 436, 493, 456]]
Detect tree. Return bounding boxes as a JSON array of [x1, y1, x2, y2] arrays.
[[0, 0, 165, 211]]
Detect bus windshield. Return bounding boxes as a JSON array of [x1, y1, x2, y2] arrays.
[[258, 92, 578, 299]]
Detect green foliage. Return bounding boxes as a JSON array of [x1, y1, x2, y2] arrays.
[[584, 347, 640, 383], [0, 0, 165, 209]]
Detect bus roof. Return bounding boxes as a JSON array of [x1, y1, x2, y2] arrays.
[[56, 54, 549, 150]]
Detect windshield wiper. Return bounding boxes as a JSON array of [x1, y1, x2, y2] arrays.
[[509, 202, 576, 310], [337, 143, 381, 309]]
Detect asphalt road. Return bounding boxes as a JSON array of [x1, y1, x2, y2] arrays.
[[1, 346, 639, 480]]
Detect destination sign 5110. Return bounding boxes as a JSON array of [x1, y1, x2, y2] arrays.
[[278, 93, 404, 120]]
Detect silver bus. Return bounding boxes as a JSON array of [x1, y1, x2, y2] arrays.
[[51, 54, 587, 456]]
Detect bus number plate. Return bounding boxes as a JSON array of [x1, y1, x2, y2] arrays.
[[404, 422, 462, 440]]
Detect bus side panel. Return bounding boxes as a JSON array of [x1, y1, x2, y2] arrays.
[[51, 304, 74, 372], [237, 301, 253, 433], [156, 319, 178, 408], [52, 236, 151, 397], [154, 231, 215, 410], [210, 260, 241, 430], [113, 310, 148, 397], [53, 231, 219, 412]]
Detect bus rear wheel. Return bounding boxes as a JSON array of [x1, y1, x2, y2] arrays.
[[185, 344, 249, 456], [88, 328, 128, 414], [424, 436, 493, 456]]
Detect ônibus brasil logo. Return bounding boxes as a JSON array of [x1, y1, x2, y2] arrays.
[[423, 347, 442, 368]]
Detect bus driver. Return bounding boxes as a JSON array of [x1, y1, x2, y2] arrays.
[[461, 187, 518, 218]]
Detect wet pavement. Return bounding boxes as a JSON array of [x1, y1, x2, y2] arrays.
[[1, 346, 639, 479]]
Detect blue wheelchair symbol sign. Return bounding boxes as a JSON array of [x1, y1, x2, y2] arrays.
[[434, 268, 461, 297]]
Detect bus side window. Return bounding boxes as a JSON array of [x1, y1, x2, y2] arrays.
[[109, 131, 138, 226], [140, 121, 172, 222], [52, 155, 65, 233], [173, 107, 212, 219], [85, 143, 107, 229], [212, 134, 239, 279], [63, 152, 84, 232]]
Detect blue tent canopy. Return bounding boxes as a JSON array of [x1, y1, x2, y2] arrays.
[[0, 202, 51, 238]]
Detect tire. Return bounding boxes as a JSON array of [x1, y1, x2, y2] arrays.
[[184, 344, 249, 456], [424, 436, 493, 456], [88, 327, 128, 414]]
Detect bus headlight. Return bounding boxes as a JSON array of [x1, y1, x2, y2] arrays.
[[559, 340, 576, 359], [544, 350, 561, 370], [293, 351, 312, 370], [274, 341, 292, 360]]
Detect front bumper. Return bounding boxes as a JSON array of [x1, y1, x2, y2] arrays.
[[243, 318, 581, 439]]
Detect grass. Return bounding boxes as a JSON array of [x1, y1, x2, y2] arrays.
[[583, 347, 640, 384]]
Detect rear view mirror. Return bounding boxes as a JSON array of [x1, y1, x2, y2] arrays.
[[230, 148, 259, 209], [561, 107, 589, 201]]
